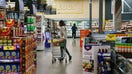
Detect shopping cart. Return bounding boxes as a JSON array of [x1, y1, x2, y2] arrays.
[[51, 39, 67, 64]]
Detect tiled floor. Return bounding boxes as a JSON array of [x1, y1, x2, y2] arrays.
[[36, 38, 82, 74]]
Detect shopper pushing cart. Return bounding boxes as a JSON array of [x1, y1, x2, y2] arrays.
[[52, 20, 72, 63]]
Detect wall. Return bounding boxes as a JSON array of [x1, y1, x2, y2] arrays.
[[44, 0, 105, 20]]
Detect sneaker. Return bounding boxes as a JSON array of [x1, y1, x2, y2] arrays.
[[69, 56, 72, 61]]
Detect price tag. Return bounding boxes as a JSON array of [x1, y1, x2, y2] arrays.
[[3, 46, 15, 50]]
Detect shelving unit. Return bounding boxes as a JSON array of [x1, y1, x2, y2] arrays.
[[0, 9, 6, 27], [0, 1, 37, 73], [36, 15, 42, 42], [105, 20, 114, 32], [64, 20, 88, 37]]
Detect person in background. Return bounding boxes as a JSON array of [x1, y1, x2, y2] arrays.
[[71, 23, 77, 39], [58, 20, 72, 61]]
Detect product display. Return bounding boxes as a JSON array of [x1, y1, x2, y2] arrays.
[[98, 48, 111, 74], [0, 2, 37, 73], [26, 16, 36, 32], [82, 36, 111, 74], [1, 0, 132, 74]]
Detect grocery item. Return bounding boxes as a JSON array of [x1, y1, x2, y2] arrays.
[[11, 51, 17, 60], [12, 65, 17, 72], [5, 51, 11, 60], [0, 65, 4, 73], [0, 51, 4, 60], [5, 65, 11, 73], [6, 19, 15, 27]]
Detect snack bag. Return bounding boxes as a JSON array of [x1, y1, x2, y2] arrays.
[[0, 64, 5, 73], [5, 65, 11, 73], [11, 51, 17, 60], [0, 51, 4, 60], [5, 51, 11, 60], [12, 64, 17, 73]]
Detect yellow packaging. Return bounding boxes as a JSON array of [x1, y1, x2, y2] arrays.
[[106, 34, 116, 41]]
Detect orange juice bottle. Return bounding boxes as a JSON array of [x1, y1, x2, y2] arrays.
[[118, 44, 121, 52]]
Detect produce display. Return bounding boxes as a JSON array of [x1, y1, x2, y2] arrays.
[[82, 58, 94, 72]]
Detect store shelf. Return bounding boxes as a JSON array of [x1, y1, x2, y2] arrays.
[[117, 52, 132, 58], [0, 45, 20, 50], [98, 53, 111, 57], [0, 59, 20, 63]]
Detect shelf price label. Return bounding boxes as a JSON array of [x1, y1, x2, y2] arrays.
[[3, 46, 16, 50]]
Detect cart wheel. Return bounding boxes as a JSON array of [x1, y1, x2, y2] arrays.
[[52, 58, 56, 64], [59, 59, 62, 63], [54, 58, 56, 62], [59, 58, 63, 63]]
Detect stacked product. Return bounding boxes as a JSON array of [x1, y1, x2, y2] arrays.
[[21, 35, 37, 74], [36, 16, 42, 41], [115, 36, 132, 58], [25, 15, 37, 68], [26, 16, 36, 33], [0, 7, 21, 74], [115, 43, 132, 53], [0, 27, 21, 74]]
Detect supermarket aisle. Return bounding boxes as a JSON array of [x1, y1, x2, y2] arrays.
[[36, 38, 82, 74]]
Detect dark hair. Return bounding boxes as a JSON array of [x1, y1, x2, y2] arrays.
[[59, 20, 65, 26], [73, 23, 76, 26]]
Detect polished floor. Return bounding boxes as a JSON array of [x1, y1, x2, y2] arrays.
[[36, 38, 82, 74]]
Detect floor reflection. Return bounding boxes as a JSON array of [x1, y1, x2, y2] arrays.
[[72, 39, 76, 46]]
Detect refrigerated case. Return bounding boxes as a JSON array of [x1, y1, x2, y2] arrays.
[[54, 19, 100, 37], [65, 20, 89, 37]]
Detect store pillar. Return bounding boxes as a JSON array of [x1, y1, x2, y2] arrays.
[[99, 0, 103, 33]]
